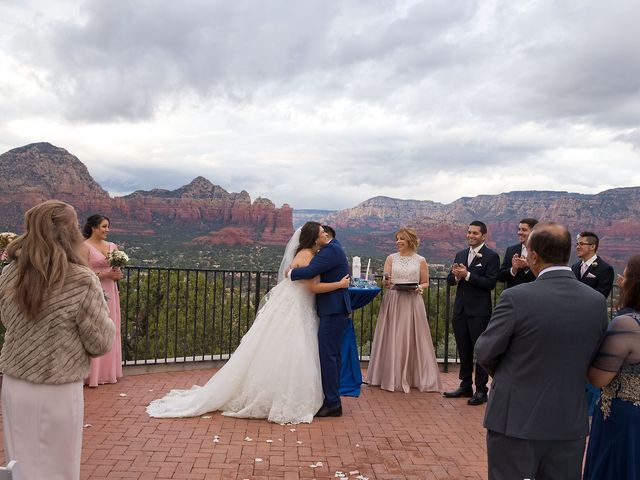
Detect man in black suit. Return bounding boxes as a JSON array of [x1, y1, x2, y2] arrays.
[[444, 221, 500, 406], [571, 230, 615, 417], [475, 223, 608, 480], [497, 218, 538, 289], [571, 231, 614, 298]]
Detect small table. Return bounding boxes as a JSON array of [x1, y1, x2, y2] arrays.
[[340, 286, 382, 397]]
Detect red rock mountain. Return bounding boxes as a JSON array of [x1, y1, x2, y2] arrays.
[[323, 192, 640, 269], [3, 143, 637, 268], [0, 143, 292, 245]]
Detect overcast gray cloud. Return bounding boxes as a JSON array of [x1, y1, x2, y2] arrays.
[[1, 0, 639, 209]]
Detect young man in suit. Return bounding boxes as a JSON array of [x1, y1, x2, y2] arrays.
[[571, 231, 614, 298], [496, 218, 538, 289], [444, 220, 500, 406], [571, 231, 615, 416], [475, 223, 608, 480]]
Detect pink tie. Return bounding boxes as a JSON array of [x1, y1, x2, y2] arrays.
[[467, 249, 475, 265], [580, 262, 588, 277]]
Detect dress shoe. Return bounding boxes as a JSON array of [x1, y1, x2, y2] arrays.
[[443, 387, 473, 398], [467, 391, 488, 406], [315, 405, 342, 417]]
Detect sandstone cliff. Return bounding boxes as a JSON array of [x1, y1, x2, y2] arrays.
[[0, 143, 293, 245], [323, 191, 640, 268], [3, 142, 638, 267]]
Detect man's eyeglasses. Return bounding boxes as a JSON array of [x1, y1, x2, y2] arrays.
[[576, 242, 594, 246]]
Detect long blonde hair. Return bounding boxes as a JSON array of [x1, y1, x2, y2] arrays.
[[4, 200, 87, 319]]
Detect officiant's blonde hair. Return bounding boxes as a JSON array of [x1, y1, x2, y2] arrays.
[[396, 227, 419, 251]]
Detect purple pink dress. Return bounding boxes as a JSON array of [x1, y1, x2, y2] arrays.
[[366, 253, 442, 393], [85, 242, 123, 386]]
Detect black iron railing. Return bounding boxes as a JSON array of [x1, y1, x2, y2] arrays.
[[0, 266, 618, 371], [116, 267, 621, 373], [120, 268, 279, 365]]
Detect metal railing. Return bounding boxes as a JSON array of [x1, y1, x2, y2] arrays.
[[117, 267, 620, 372], [120, 268, 278, 365]]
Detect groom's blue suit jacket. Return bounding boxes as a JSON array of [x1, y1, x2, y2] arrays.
[[290, 239, 352, 316]]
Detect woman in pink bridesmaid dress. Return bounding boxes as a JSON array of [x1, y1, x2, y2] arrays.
[[83, 214, 124, 386]]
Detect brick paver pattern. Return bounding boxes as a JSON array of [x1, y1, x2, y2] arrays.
[[0, 368, 488, 479]]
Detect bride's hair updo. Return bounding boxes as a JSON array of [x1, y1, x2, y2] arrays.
[[296, 222, 322, 255]]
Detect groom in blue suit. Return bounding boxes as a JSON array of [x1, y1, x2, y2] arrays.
[[290, 224, 352, 417]]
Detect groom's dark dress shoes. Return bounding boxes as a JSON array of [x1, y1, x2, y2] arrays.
[[315, 405, 342, 417], [467, 391, 488, 406], [443, 387, 473, 398]]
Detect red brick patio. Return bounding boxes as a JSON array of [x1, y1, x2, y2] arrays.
[[0, 367, 488, 479]]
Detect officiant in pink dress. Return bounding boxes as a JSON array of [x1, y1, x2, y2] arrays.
[[366, 228, 442, 393], [83, 214, 124, 386]]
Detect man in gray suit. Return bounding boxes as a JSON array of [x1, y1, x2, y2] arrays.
[[475, 223, 608, 480]]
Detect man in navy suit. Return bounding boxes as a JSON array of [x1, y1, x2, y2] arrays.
[[497, 218, 538, 289], [571, 231, 614, 299], [290, 224, 352, 417], [444, 220, 500, 406]]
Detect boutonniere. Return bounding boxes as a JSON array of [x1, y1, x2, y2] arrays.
[[475, 252, 483, 258], [591, 261, 598, 267]]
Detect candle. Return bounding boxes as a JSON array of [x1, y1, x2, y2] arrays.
[[365, 259, 371, 281], [352, 256, 361, 279]]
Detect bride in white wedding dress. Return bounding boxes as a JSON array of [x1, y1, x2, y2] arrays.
[[146, 222, 349, 424]]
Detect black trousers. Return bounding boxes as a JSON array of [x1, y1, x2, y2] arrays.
[[487, 430, 585, 480], [452, 312, 489, 391]]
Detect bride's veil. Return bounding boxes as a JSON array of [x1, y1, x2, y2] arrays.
[[277, 226, 302, 283], [255, 227, 302, 315]]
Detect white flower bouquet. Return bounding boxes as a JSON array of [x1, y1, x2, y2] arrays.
[[0, 232, 18, 252], [107, 249, 129, 268], [0, 232, 18, 263]]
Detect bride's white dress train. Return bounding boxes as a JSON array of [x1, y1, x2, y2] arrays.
[[146, 278, 323, 424]]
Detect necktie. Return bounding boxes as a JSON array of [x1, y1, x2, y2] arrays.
[[521, 245, 527, 258], [580, 262, 588, 277], [467, 248, 475, 265]]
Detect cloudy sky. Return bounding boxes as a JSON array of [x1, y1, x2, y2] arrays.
[[1, 0, 639, 209]]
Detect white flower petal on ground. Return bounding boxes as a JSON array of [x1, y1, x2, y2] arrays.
[[244, 436, 252, 442], [255, 458, 263, 463], [118, 393, 127, 397]]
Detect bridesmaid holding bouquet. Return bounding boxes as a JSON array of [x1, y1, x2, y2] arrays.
[[83, 214, 125, 386]]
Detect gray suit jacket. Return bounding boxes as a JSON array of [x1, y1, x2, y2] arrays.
[[475, 269, 608, 441]]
